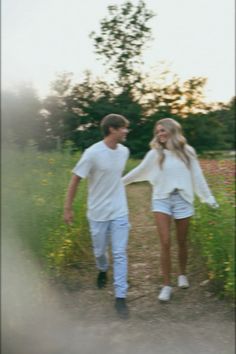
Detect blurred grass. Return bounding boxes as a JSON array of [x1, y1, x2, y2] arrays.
[[190, 159, 235, 299], [2, 146, 92, 282]]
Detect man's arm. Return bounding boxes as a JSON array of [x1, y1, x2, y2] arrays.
[[64, 174, 81, 224]]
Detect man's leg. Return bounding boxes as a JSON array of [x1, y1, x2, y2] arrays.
[[110, 215, 129, 298], [88, 219, 110, 272]]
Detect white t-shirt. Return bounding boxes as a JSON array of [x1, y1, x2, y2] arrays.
[[122, 147, 215, 205], [73, 141, 129, 221]]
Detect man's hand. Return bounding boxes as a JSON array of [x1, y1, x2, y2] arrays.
[[64, 208, 74, 225]]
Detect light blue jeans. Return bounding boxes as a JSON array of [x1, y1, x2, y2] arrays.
[[88, 215, 129, 298]]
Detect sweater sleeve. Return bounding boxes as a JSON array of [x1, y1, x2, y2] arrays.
[[190, 155, 217, 205], [122, 150, 157, 185]]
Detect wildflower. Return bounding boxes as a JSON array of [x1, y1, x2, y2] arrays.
[[41, 179, 48, 185], [48, 158, 55, 164], [64, 239, 72, 244], [33, 195, 45, 206], [208, 272, 215, 280]]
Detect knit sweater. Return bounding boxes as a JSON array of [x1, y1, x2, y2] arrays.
[[122, 148, 216, 206]]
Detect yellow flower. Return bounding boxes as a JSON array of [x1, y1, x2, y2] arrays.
[[33, 195, 45, 206], [64, 239, 72, 244], [208, 272, 215, 280], [48, 158, 55, 164]]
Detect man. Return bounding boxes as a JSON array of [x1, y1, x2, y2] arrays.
[[64, 114, 130, 319]]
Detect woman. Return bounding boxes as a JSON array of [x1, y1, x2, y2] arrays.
[[122, 118, 218, 302]]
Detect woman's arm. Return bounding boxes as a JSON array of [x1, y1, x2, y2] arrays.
[[122, 150, 157, 185], [190, 157, 218, 207]]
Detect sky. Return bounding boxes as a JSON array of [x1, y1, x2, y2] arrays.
[[2, 0, 235, 103]]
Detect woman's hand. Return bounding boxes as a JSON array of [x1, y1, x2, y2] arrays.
[[207, 196, 219, 209]]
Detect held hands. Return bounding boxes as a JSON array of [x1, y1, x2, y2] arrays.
[[64, 208, 74, 225]]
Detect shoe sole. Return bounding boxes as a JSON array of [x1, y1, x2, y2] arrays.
[[158, 297, 171, 302], [178, 285, 189, 289]]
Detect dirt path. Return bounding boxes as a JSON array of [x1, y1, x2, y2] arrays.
[[2, 184, 235, 354]]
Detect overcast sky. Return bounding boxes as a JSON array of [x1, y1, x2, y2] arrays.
[[2, 0, 235, 102]]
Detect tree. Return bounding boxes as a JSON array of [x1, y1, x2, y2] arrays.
[[180, 112, 225, 152], [90, 0, 155, 89], [134, 70, 209, 117], [41, 72, 80, 150], [71, 73, 153, 155], [41, 72, 117, 150], [212, 97, 235, 150], [2, 85, 42, 148], [89, 1, 157, 155]]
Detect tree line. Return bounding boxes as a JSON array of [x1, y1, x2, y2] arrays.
[[2, 1, 235, 156]]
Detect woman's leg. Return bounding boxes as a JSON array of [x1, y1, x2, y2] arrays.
[[175, 217, 191, 275], [154, 212, 172, 286]]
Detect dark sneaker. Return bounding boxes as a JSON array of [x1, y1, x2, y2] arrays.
[[97, 271, 107, 289], [115, 298, 129, 319]]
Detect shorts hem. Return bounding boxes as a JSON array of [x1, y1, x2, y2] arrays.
[[174, 212, 194, 220], [152, 210, 194, 219], [152, 209, 172, 216]]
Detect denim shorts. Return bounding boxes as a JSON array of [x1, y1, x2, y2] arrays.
[[152, 191, 194, 219]]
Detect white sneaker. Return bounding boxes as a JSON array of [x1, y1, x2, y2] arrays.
[[178, 275, 189, 289], [158, 286, 172, 302]]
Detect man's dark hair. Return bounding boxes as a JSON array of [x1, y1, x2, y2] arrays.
[[101, 114, 129, 136]]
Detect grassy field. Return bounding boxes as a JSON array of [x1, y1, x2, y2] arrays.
[[190, 159, 235, 298], [2, 147, 235, 298], [2, 147, 91, 280]]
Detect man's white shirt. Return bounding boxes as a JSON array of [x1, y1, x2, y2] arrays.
[[73, 141, 129, 221]]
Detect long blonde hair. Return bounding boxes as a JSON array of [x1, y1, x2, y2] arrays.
[[150, 118, 195, 168]]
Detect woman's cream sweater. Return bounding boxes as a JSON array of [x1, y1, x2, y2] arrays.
[[122, 148, 216, 206]]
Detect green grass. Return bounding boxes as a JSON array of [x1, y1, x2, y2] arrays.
[[190, 159, 235, 299], [2, 147, 235, 298], [2, 147, 92, 279]]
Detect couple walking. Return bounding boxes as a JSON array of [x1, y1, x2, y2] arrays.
[[64, 114, 218, 319]]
